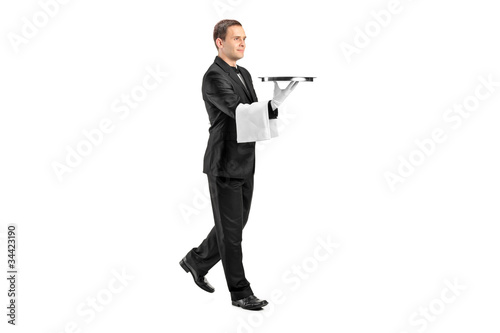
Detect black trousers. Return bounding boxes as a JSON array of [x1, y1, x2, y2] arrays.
[[185, 174, 254, 301]]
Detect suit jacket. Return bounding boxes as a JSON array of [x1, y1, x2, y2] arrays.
[[202, 56, 272, 178]]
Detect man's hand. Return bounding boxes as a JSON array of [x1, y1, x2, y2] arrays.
[[271, 81, 299, 109]]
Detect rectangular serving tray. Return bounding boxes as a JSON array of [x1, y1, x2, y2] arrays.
[[259, 76, 316, 82]]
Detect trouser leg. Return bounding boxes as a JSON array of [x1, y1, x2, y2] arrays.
[[185, 174, 254, 300]]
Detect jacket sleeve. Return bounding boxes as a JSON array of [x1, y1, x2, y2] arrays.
[[204, 72, 241, 118], [268, 100, 278, 119], [244, 69, 278, 120]]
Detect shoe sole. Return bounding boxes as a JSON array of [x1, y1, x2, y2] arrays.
[[179, 259, 190, 273], [232, 300, 268, 310]]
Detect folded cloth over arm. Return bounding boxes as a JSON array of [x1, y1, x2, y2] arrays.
[[235, 101, 279, 143]]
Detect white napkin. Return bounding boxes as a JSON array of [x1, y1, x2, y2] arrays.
[[235, 101, 279, 143]]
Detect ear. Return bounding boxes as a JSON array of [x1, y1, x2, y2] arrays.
[[216, 37, 224, 49]]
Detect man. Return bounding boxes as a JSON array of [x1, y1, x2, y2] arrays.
[[180, 19, 298, 310]]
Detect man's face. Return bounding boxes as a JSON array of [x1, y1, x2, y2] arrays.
[[218, 25, 246, 62]]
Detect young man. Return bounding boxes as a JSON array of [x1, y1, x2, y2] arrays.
[[180, 19, 297, 310]]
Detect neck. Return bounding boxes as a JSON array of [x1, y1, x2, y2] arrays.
[[218, 53, 236, 67]]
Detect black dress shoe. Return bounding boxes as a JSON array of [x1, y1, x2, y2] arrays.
[[179, 257, 215, 293], [232, 295, 268, 310]]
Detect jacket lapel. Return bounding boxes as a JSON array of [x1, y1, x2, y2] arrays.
[[214, 56, 253, 102], [240, 70, 257, 103]]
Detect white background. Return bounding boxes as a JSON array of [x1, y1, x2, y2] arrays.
[[1, 0, 499, 332]]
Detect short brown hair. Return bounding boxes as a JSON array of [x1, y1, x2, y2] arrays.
[[213, 19, 242, 51]]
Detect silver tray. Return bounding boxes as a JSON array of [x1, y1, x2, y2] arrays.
[[259, 76, 316, 82]]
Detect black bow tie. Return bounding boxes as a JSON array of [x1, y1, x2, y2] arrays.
[[231, 66, 240, 74]]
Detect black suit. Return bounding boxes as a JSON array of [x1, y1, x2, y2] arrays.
[[202, 56, 259, 178], [184, 56, 277, 301]]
